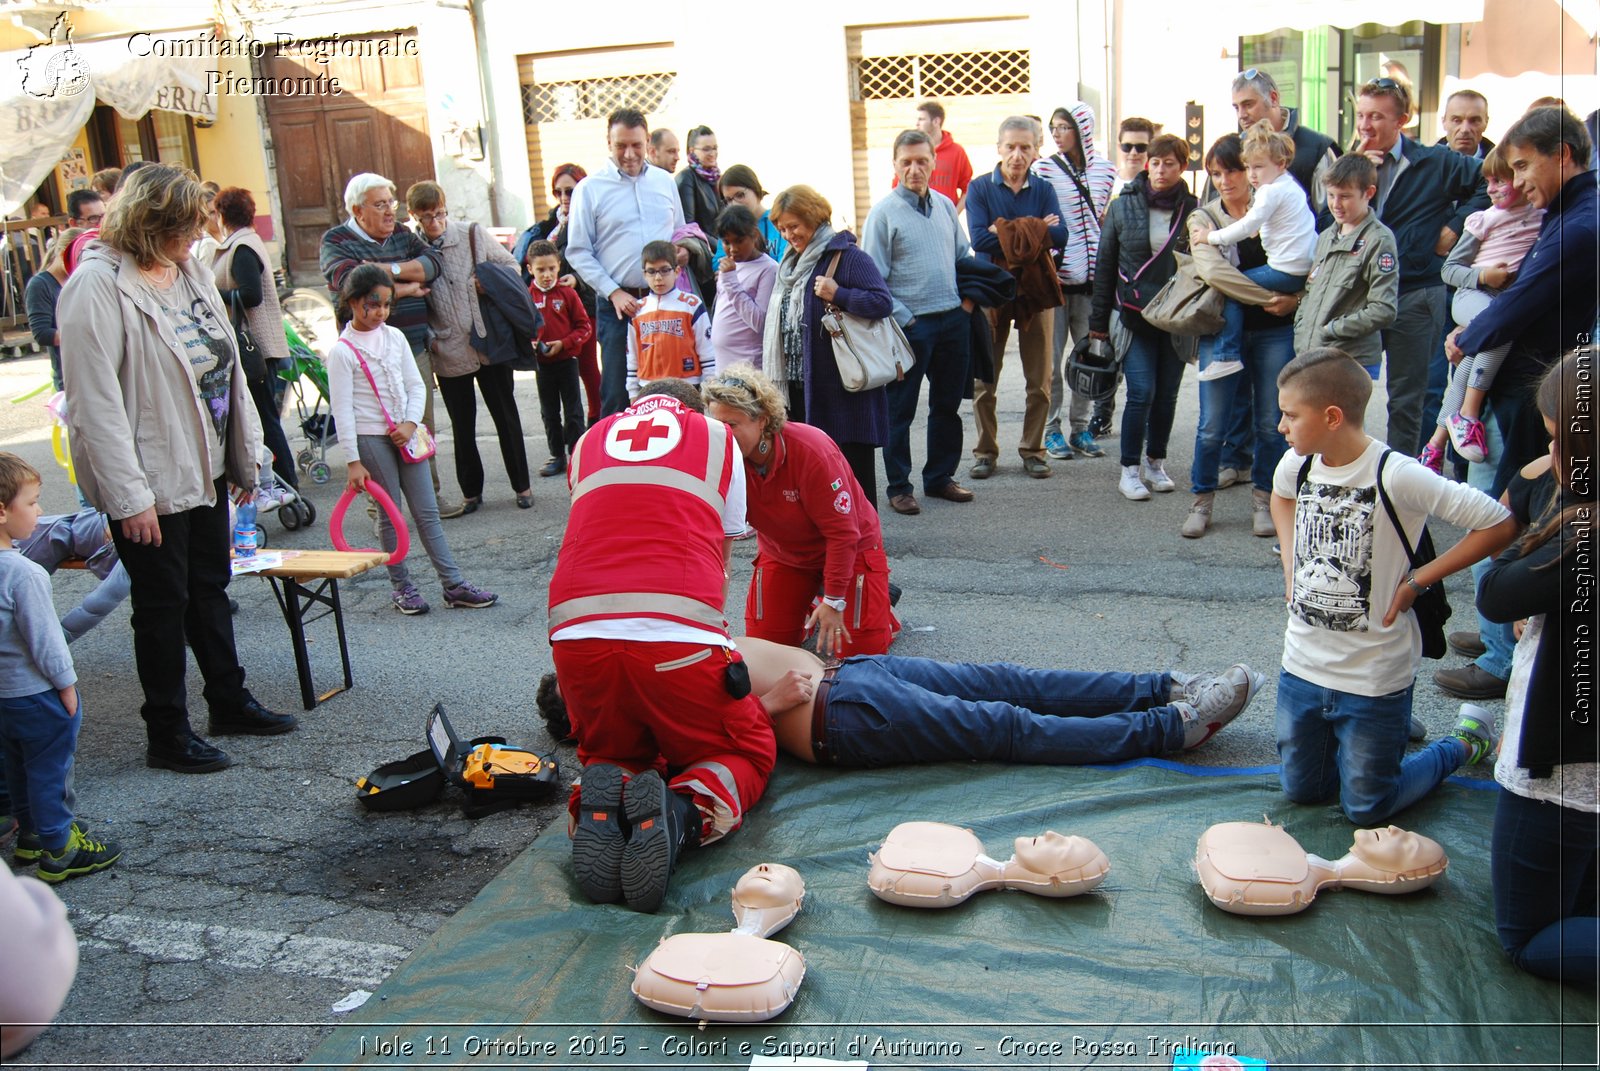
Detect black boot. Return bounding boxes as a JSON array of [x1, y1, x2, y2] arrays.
[[620, 771, 701, 913]]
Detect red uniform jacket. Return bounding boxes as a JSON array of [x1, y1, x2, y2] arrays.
[[529, 283, 596, 366], [745, 421, 883, 599]]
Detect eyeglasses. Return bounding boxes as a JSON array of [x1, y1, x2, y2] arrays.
[[1049, 123, 1074, 134], [363, 198, 396, 213], [554, 187, 576, 199], [1120, 142, 1150, 154], [413, 210, 449, 224], [642, 266, 675, 277]]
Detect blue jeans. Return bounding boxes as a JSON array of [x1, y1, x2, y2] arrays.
[[823, 655, 1183, 767], [593, 301, 632, 417], [1222, 383, 1254, 474], [886, 308, 970, 497], [1492, 786, 1600, 984], [1466, 409, 1513, 681], [1215, 265, 1304, 361], [0, 689, 80, 851], [1190, 325, 1295, 494], [1118, 329, 1185, 468], [1275, 669, 1463, 825]]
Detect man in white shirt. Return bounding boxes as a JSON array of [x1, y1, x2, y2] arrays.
[[565, 108, 686, 416]]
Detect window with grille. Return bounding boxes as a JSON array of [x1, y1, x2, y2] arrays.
[[520, 72, 677, 125], [849, 50, 1029, 101]]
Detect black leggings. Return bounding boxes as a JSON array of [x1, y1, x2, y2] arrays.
[[435, 363, 531, 498]]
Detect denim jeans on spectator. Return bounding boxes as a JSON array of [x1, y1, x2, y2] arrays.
[[1466, 408, 1514, 680], [1118, 328, 1185, 468], [1214, 265, 1304, 361], [1275, 669, 1464, 825], [823, 655, 1183, 767], [593, 301, 632, 417], [1221, 381, 1255, 474], [0, 689, 80, 850], [1492, 786, 1600, 984], [1190, 326, 1295, 494], [886, 307, 969, 498]]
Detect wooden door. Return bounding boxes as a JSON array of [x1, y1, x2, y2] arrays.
[[262, 30, 435, 285]]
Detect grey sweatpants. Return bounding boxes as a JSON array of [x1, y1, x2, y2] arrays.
[[356, 434, 464, 591]]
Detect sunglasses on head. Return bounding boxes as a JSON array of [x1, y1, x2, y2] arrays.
[[1367, 77, 1402, 90], [1120, 142, 1149, 153], [1241, 67, 1264, 81]]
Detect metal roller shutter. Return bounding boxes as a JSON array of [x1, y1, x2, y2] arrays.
[[846, 19, 1034, 228], [517, 44, 680, 219]]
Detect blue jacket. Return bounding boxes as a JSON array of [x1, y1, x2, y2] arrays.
[[966, 166, 1067, 266], [1459, 170, 1599, 494], [1374, 136, 1489, 293], [794, 231, 893, 448]]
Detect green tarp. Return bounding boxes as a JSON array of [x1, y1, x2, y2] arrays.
[[307, 760, 1597, 1068]]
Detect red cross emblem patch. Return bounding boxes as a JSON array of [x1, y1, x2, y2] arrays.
[[605, 410, 681, 462]]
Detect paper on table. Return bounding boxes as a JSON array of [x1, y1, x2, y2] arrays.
[[230, 551, 286, 576]]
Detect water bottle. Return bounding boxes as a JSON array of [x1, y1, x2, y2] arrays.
[[233, 498, 258, 559]]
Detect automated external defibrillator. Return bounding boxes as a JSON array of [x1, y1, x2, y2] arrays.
[[358, 704, 561, 818]]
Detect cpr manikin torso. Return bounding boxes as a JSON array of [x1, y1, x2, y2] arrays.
[[1195, 821, 1448, 916], [868, 821, 1111, 908], [631, 864, 806, 1022]]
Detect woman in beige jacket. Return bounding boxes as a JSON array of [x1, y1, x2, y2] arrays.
[[408, 181, 533, 512], [59, 165, 295, 775], [1182, 134, 1300, 539]]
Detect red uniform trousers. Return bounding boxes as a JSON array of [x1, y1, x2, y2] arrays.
[[554, 637, 775, 844], [744, 545, 897, 656]]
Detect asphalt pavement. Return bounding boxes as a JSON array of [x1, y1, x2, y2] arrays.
[[0, 343, 1494, 1069]]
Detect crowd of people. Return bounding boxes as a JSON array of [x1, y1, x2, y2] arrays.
[[0, 73, 1594, 1029]]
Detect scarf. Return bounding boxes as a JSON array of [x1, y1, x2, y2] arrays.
[[761, 222, 835, 388], [1143, 173, 1186, 211], [689, 151, 721, 190]]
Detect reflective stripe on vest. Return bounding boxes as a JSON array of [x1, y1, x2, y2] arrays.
[[569, 411, 729, 516], [548, 591, 728, 631]]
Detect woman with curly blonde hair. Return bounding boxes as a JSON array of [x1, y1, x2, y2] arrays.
[[704, 365, 897, 658]]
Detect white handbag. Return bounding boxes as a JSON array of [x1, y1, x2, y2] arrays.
[[820, 251, 916, 392]]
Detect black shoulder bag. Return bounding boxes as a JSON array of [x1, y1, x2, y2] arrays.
[[228, 290, 269, 384]]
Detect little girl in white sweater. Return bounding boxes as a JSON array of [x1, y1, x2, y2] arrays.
[[1202, 120, 1317, 379]]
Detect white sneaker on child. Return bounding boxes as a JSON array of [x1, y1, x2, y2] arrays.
[[1447, 413, 1489, 464], [1197, 359, 1245, 382]]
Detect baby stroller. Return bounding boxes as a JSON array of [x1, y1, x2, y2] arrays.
[[254, 445, 316, 531], [282, 320, 336, 485]]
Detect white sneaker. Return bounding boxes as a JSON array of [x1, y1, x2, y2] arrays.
[[1197, 359, 1244, 382], [1119, 465, 1152, 501], [1140, 457, 1176, 493]]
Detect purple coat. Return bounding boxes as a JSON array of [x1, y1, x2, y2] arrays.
[[797, 231, 893, 447]]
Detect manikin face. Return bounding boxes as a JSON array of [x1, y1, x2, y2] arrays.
[[1013, 831, 1085, 873], [1441, 95, 1489, 156], [733, 863, 802, 908], [609, 122, 649, 177], [895, 141, 935, 197], [707, 401, 769, 460], [1350, 825, 1441, 871]]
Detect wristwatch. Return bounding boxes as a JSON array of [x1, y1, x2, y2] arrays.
[[821, 596, 846, 612], [1406, 574, 1429, 594], [389, 262, 402, 277]]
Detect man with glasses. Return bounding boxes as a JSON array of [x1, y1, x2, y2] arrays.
[[1231, 68, 1338, 214], [566, 107, 686, 416], [319, 173, 454, 508], [65, 189, 104, 229], [1354, 77, 1488, 462]]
